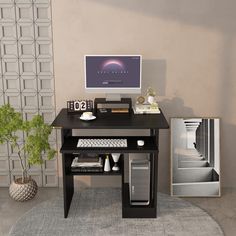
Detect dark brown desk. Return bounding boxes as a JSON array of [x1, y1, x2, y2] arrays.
[[52, 109, 169, 218]]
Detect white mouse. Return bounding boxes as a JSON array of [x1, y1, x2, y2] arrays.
[[137, 140, 144, 146]]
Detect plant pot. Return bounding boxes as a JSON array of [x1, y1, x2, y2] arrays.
[[9, 177, 38, 202]]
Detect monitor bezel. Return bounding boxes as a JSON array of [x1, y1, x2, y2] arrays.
[[84, 55, 142, 94]]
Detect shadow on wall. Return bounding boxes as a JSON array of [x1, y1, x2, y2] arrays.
[[87, 0, 236, 116], [142, 59, 166, 96], [71, 0, 236, 189], [160, 97, 195, 118]]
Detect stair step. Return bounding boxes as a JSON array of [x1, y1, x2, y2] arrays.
[[179, 160, 208, 168], [174, 167, 213, 183], [175, 148, 200, 156], [178, 155, 204, 161], [172, 181, 220, 196]]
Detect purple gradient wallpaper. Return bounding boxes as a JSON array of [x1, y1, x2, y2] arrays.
[[85, 56, 141, 88]]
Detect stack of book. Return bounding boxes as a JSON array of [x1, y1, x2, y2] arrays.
[[71, 154, 103, 173], [133, 104, 160, 114]]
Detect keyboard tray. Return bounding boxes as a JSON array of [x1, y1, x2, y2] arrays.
[[60, 136, 158, 153]]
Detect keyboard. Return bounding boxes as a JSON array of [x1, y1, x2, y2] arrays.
[[77, 138, 127, 148]]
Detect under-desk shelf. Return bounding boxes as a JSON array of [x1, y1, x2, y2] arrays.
[[69, 170, 122, 176], [60, 136, 158, 154]]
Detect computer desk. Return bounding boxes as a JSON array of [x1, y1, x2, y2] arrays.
[[51, 109, 169, 218]]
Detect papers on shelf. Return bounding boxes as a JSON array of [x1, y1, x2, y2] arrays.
[[71, 156, 103, 168], [71, 155, 104, 173]]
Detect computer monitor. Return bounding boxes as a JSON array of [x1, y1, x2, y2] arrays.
[[85, 55, 142, 101]]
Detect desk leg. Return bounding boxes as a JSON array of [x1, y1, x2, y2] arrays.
[[61, 129, 74, 218], [150, 129, 159, 215]]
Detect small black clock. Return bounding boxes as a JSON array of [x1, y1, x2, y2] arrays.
[[67, 100, 93, 113]]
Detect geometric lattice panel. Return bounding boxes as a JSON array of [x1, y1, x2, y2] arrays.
[[0, 0, 57, 187]]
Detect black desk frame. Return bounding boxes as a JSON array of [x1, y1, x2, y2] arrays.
[[52, 109, 169, 218]]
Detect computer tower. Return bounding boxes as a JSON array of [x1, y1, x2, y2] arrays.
[[129, 157, 150, 205]]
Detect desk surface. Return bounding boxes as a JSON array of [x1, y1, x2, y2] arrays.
[[51, 108, 169, 129]]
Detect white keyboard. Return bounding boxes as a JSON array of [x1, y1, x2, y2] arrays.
[[77, 138, 127, 148]]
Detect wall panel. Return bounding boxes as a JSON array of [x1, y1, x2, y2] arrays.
[[0, 0, 57, 187]]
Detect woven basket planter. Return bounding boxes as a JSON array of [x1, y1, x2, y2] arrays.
[[9, 178, 38, 202]]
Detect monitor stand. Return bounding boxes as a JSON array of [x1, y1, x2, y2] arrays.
[[105, 94, 121, 101], [94, 98, 132, 114]]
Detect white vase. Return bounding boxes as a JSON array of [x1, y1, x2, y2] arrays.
[[112, 153, 120, 171], [104, 156, 111, 172], [148, 96, 155, 104]]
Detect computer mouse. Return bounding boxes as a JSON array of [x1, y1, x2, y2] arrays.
[[137, 140, 144, 146]]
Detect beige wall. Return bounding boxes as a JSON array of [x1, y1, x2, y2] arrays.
[[52, 0, 236, 192]]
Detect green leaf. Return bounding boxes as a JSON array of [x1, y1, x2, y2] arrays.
[[0, 104, 56, 177]]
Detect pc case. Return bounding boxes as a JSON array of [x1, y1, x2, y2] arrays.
[[129, 157, 150, 205]]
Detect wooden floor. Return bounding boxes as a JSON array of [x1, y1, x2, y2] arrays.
[[0, 187, 235, 236]]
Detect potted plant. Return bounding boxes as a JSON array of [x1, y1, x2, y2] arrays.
[[0, 104, 56, 201]]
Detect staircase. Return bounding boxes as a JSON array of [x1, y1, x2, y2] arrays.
[[173, 149, 219, 196]]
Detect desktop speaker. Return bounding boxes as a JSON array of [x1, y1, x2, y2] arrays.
[[129, 157, 150, 205]]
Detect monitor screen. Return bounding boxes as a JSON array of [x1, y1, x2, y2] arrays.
[[85, 55, 141, 94]]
